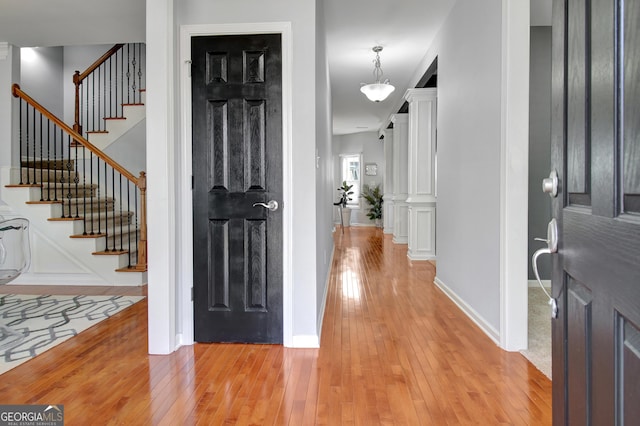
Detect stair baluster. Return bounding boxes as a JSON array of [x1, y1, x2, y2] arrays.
[[12, 84, 147, 272]]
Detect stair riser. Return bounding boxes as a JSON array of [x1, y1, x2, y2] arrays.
[[39, 188, 97, 199], [21, 159, 74, 171], [21, 169, 78, 184], [73, 214, 133, 231], [106, 239, 140, 252], [60, 202, 115, 216]]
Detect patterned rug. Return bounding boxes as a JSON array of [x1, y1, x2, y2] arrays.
[[0, 294, 144, 375]]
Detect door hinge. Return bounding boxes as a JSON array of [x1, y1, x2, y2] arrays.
[[185, 59, 192, 78], [191, 287, 194, 301], [191, 175, 194, 190]]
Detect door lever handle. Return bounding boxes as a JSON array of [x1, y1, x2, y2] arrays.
[[253, 200, 279, 212], [532, 218, 558, 318]]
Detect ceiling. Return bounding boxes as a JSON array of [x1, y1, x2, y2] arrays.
[[0, 0, 145, 47], [324, 0, 456, 135], [0, 0, 551, 136]]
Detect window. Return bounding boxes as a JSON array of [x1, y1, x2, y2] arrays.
[[340, 154, 361, 207]]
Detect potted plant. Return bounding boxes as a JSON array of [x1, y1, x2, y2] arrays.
[[334, 181, 354, 228], [361, 184, 383, 227]]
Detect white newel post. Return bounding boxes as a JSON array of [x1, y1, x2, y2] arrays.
[[404, 88, 437, 260], [382, 128, 394, 234], [390, 114, 409, 244]]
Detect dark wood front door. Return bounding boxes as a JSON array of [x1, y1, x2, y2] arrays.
[[552, 0, 640, 423], [191, 34, 283, 343]]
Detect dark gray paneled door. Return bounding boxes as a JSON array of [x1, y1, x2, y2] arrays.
[[192, 34, 283, 343], [552, 0, 640, 423]]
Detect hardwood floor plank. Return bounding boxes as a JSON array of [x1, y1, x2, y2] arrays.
[[0, 228, 552, 424]]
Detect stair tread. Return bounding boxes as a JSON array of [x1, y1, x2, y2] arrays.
[[70, 228, 138, 238], [93, 250, 129, 255], [116, 265, 147, 273]]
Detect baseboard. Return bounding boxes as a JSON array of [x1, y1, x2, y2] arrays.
[[8, 273, 112, 286], [291, 334, 320, 348], [434, 276, 500, 346], [528, 279, 551, 289], [316, 245, 334, 346]]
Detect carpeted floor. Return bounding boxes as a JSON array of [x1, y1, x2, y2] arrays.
[[521, 287, 552, 379], [0, 294, 144, 375]]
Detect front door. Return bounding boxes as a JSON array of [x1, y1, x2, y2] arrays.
[[552, 0, 640, 423], [191, 34, 283, 343]]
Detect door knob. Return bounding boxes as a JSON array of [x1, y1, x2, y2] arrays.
[[253, 200, 279, 212], [542, 170, 558, 197]]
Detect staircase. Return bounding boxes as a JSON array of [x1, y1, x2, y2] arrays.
[[2, 44, 147, 287], [85, 90, 146, 151], [2, 168, 146, 286]]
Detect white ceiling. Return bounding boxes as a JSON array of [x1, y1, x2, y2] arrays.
[[0, 0, 145, 47], [324, 0, 456, 135], [0, 0, 551, 136]]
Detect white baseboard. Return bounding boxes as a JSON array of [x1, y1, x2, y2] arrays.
[[316, 245, 334, 345], [8, 273, 114, 286], [528, 279, 551, 289], [291, 335, 320, 348], [434, 276, 500, 346]]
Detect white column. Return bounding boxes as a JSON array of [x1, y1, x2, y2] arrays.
[[391, 113, 408, 244], [404, 88, 437, 260], [381, 128, 394, 234]]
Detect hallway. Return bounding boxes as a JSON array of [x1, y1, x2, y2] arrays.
[[0, 227, 551, 424]]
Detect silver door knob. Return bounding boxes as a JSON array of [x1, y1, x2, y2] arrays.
[[253, 200, 279, 211], [542, 170, 558, 197]]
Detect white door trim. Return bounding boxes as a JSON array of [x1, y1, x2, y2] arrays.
[[499, 1, 529, 351], [178, 22, 294, 346]]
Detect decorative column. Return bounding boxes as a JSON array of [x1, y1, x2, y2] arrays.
[[404, 88, 437, 260], [390, 114, 409, 244], [381, 129, 394, 234]]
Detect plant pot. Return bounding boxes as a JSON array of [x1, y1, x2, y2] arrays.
[[374, 218, 382, 228], [341, 208, 352, 227]]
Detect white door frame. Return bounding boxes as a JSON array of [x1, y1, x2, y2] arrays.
[[178, 22, 293, 346]]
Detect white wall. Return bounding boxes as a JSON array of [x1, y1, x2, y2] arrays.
[[62, 44, 112, 124], [315, 0, 334, 336], [0, 44, 19, 172], [415, 0, 529, 349], [20, 47, 64, 118], [426, 0, 504, 334], [333, 132, 385, 225]]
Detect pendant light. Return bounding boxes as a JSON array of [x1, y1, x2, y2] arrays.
[[360, 46, 395, 102]]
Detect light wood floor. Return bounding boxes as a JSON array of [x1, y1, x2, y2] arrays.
[[0, 228, 551, 424]]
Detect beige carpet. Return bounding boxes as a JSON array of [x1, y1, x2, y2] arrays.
[[521, 287, 552, 379]]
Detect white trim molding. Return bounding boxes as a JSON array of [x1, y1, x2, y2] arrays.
[[0, 43, 9, 60], [178, 22, 294, 347], [528, 279, 551, 289], [499, 0, 530, 351], [435, 276, 500, 345]]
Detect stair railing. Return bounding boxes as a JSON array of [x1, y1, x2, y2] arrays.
[[73, 43, 145, 137], [13, 84, 147, 272]]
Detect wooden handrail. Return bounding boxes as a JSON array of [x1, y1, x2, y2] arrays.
[[13, 83, 138, 185], [73, 43, 125, 134], [75, 44, 125, 83], [13, 82, 147, 271]]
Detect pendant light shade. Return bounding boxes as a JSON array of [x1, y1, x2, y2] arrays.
[[360, 46, 395, 102]]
